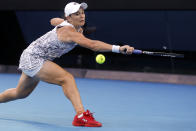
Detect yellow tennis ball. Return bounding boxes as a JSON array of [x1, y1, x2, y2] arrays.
[[96, 54, 105, 64]]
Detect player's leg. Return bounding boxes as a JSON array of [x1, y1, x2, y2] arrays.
[[0, 73, 39, 103], [35, 60, 84, 115]]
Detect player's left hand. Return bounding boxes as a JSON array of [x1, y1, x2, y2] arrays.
[[119, 45, 134, 55]]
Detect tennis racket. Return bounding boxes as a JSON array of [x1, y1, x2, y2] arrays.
[[124, 49, 184, 58]]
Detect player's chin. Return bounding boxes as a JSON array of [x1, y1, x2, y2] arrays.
[[79, 21, 85, 26]]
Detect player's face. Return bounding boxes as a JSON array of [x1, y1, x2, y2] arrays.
[[69, 8, 85, 27]]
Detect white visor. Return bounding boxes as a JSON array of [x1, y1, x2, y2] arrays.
[[64, 2, 88, 17]]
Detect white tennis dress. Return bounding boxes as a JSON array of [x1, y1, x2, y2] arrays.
[[19, 21, 77, 77]]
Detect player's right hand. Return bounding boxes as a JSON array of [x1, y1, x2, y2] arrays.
[[119, 45, 134, 55]]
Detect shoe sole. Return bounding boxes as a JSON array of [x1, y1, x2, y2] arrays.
[[73, 123, 102, 127]]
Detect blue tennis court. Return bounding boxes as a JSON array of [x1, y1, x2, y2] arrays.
[[0, 73, 196, 131]]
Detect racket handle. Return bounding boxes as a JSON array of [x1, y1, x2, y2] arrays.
[[123, 49, 143, 54], [133, 49, 142, 54]]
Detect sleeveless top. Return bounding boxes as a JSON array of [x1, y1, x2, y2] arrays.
[[19, 21, 78, 71]]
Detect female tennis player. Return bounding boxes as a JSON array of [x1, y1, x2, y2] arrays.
[[0, 2, 134, 127]]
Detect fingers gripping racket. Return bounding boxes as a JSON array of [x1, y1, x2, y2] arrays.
[[124, 49, 184, 58]]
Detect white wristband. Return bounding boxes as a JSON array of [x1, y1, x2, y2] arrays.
[[112, 45, 120, 53]]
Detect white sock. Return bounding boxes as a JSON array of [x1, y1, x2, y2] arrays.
[[78, 113, 83, 118]]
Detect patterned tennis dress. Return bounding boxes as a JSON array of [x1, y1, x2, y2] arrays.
[[19, 21, 77, 77]]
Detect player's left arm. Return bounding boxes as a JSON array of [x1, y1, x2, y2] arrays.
[[50, 18, 64, 26], [50, 17, 83, 34]]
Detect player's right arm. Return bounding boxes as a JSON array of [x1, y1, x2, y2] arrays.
[[57, 26, 134, 54]]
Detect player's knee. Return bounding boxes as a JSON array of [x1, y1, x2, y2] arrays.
[[7, 88, 19, 99], [15, 90, 30, 99], [17, 93, 30, 99], [20, 93, 30, 99], [58, 73, 74, 86]]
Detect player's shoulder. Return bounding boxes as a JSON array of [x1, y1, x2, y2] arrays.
[[58, 25, 73, 29], [57, 21, 74, 28], [58, 25, 76, 32], [56, 26, 77, 36]]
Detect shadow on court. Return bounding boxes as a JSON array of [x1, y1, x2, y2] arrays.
[[0, 117, 69, 130]]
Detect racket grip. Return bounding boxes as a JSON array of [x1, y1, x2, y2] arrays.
[[123, 49, 142, 54], [133, 49, 142, 54]]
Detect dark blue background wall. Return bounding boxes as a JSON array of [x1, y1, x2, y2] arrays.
[[0, 10, 196, 74], [1, 0, 196, 10], [16, 10, 196, 51]]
